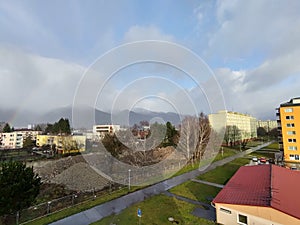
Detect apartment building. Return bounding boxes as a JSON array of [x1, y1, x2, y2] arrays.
[[1, 132, 23, 149], [0, 129, 42, 149], [209, 110, 257, 140], [213, 165, 300, 225], [277, 97, 300, 163], [92, 124, 120, 139], [36, 134, 86, 154], [257, 120, 277, 132]]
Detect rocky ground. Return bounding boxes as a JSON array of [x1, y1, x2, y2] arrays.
[[33, 155, 110, 191]]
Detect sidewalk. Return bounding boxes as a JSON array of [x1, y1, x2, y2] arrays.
[[50, 141, 273, 225], [191, 179, 224, 188]]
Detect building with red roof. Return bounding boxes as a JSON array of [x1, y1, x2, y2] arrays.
[[212, 164, 300, 225]]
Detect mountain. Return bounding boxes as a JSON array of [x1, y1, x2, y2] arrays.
[[0, 106, 182, 128]]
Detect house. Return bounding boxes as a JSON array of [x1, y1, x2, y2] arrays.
[[212, 164, 300, 225]]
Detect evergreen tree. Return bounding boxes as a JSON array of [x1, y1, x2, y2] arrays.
[[0, 161, 41, 216]]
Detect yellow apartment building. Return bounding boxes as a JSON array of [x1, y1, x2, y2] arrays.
[[36, 134, 86, 154], [277, 97, 300, 163]]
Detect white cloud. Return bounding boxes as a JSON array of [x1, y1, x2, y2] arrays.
[[0, 45, 85, 112], [206, 0, 300, 60], [123, 25, 175, 42]]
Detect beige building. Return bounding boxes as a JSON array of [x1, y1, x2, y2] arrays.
[[213, 165, 300, 225], [257, 120, 277, 132], [209, 110, 257, 140], [1, 132, 23, 149], [0, 129, 42, 149], [36, 135, 86, 154], [92, 124, 120, 139]]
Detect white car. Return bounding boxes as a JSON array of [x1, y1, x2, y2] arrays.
[[252, 157, 258, 162]]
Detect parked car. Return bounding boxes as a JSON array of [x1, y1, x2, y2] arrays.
[[252, 157, 258, 162], [259, 157, 267, 163]]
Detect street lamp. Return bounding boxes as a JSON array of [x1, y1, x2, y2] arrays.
[[128, 169, 131, 191], [47, 201, 51, 214]]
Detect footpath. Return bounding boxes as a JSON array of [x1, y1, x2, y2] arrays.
[[50, 141, 273, 225]]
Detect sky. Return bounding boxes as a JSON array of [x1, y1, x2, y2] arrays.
[[1, 0, 300, 126]]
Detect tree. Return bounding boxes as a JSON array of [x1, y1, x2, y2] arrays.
[[44, 118, 71, 135], [178, 113, 211, 164], [23, 135, 35, 149], [257, 127, 267, 137], [178, 116, 199, 163], [0, 161, 41, 217], [163, 121, 178, 147], [194, 112, 211, 160], [2, 123, 12, 133]]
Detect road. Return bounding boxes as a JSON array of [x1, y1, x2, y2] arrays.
[[50, 141, 273, 225]]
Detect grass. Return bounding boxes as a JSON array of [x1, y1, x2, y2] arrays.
[[212, 147, 236, 162], [265, 142, 279, 150], [170, 181, 221, 204], [23, 187, 141, 225], [174, 147, 238, 177], [91, 194, 216, 225], [197, 157, 249, 185]]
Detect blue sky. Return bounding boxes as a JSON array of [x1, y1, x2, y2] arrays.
[[1, 0, 300, 125]]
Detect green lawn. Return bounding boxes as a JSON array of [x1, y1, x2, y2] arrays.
[[91, 194, 216, 225], [169, 181, 221, 204], [265, 142, 279, 150], [23, 187, 141, 225], [174, 147, 237, 177], [197, 157, 249, 184]]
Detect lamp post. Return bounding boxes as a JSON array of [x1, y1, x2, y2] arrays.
[[128, 169, 131, 191], [47, 201, 51, 214]]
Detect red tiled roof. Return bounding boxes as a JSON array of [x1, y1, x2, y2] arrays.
[[213, 165, 271, 206], [213, 164, 300, 219], [271, 165, 300, 219]]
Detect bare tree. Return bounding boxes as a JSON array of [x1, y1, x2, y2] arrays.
[[177, 116, 199, 164], [194, 113, 211, 161]]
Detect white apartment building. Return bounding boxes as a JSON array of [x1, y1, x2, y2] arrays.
[[1, 132, 23, 149], [0, 129, 42, 149], [209, 110, 257, 140], [257, 120, 277, 132], [92, 124, 121, 139]]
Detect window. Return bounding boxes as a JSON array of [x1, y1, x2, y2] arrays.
[[286, 115, 294, 120], [290, 154, 295, 160], [220, 208, 231, 214], [288, 146, 298, 150], [287, 131, 296, 135], [296, 155, 300, 160], [287, 123, 295, 127], [238, 214, 248, 225], [285, 108, 293, 112], [288, 139, 297, 143]]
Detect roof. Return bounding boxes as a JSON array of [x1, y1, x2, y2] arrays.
[[213, 164, 300, 219], [280, 97, 300, 107]]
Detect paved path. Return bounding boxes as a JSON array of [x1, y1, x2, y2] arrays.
[[50, 141, 273, 225], [191, 179, 224, 188]]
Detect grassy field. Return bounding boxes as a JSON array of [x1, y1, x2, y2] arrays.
[[265, 142, 279, 150], [23, 187, 142, 225], [197, 157, 249, 185], [91, 194, 216, 225], [170, 181, 221, 204], [174, 147, 237, 177]]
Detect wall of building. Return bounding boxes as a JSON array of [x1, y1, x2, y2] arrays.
[[215, 203, 298, 225], [209, 110, 257, 140], [36, 135, 86, 154], [279, 103, 300, 163]]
